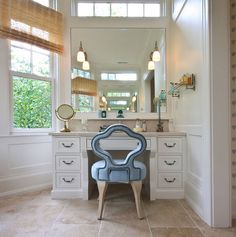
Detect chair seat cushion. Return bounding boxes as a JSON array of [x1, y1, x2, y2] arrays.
[[91, 160, 146, 182]]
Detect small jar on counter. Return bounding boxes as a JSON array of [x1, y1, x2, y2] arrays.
[[101, 110, 107, 118]]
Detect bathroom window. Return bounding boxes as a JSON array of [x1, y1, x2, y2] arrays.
[[11, 40, 55, 131], [74, 1, 165, 17]]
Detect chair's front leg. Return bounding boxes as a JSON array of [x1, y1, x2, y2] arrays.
[[131, 180, 144, 219], [97, 181, 108, 220]]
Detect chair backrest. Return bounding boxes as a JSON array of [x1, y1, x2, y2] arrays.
[[91, 124, 147, 182]]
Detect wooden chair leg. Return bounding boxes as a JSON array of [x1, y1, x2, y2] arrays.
[[131, 180, 144, 219], [97, 181, 108, 220]]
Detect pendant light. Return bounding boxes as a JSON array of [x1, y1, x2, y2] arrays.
[[152, 41, 160, 62], [77, 41, 85, 62], [82, 52, 90, 70], [148, 52, 155, 70]]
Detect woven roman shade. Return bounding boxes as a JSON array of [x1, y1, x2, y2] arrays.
[[72, 77, 97, 96], [0, 0, 63, 53]]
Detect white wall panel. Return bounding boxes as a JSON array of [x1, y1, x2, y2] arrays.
[[187, 134, 202, 178], [0, 135, 52, 197], [9, 142, 51, 174]]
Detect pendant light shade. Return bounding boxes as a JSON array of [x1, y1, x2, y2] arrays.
[[148, 60, 155, 70], [152, 41, 160, 62], [148, 52, 155, 70], [82, 61, 90, 70], [77, 41, 85, 62], [82, 52, 90, 70]]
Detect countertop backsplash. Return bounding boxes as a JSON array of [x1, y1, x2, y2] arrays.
[[68, 118, 170, 133]]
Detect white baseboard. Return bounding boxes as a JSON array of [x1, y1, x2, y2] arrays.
[[184, 181, 203, 219], [155, 189, 184, 199], [0, 183, 52, 198], [0, 172, 52, 197], [51, 189, 83, 199]]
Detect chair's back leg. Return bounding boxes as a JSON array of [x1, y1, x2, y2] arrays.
[[97, 181, 108, 220], [130, 180, 145, 219]]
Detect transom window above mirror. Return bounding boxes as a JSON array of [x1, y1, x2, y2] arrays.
[[72, 0, 165, 17], [101, 73, 137, 81]]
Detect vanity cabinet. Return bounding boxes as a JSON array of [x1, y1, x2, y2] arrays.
[[51, 137, 83, 199], [156, 137, 185, 198], [50, 132, 186, 200]]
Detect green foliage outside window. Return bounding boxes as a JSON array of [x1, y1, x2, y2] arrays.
[[13, 76, 52, 128]]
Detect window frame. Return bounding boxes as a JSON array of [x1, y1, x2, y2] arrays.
[[72, 0, 165, 17], [9, 40, 57, 133]]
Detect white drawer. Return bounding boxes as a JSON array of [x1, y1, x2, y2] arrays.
[[55, 138, 80, 153], [158, 138, 182, 153], [158, 156, 182, 171], [56, 156, 80, 171], [87, 138, 151, 150], [56, 173, 81, 188], [158, 173, 182, 188]]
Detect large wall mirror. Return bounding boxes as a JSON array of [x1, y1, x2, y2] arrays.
[[71, 28, 166, 113]]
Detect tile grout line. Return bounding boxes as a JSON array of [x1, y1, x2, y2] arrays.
[[143, 201, 154, 237], [177, 200, 207, 237], [43, 200, 70, 237], [97, 200, 107, 237]]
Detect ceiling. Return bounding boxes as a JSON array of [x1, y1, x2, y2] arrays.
[[71, 28, 165, 72]]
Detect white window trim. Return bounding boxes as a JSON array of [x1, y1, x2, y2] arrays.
[[72, 0, 165, 17], [9, 41, 57, 134]]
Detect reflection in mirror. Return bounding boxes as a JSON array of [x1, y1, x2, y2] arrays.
[[71, 28, 166, 113]]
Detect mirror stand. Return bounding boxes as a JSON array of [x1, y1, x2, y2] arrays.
[[61, 121, 71, 132]]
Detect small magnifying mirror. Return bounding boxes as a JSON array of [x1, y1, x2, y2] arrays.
[[55, 104, 75, 132]]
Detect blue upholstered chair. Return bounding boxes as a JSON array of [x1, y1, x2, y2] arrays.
[[91, 124, 147, 220]]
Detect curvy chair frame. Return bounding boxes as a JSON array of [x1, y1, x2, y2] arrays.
[[91, 124, 147, 220]]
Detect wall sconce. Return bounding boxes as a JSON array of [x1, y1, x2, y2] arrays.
[[168, 74, 196, 98], [77, 41, 85, 62], [82, 52, 90, 70], [153, 90, 166, 132]]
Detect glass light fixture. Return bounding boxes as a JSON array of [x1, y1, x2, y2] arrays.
[[148, 60, 155, 70], [152, 41, 160, 62], [101, 95, 107, 103], [77, 41, 85, 62], [82, 52, 90, 70], [148, 53, 155, 70], [132, 94, 137, 102]]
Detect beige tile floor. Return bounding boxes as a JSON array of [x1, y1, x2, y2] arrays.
[[0, 184, 235, 237]]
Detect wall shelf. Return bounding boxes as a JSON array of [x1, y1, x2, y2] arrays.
[[168, 74, 196, 98]]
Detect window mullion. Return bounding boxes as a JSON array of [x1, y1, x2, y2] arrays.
[[11, 71, 52, 82]]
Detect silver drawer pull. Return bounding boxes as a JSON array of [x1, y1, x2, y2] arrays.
[[164, 177, 176, 183], [62, 160, 74, 165], [62, 143, 74, 148], [164, 142, 176, 148], [62, 178, 74, 183], [164, 160, 176, 165]]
